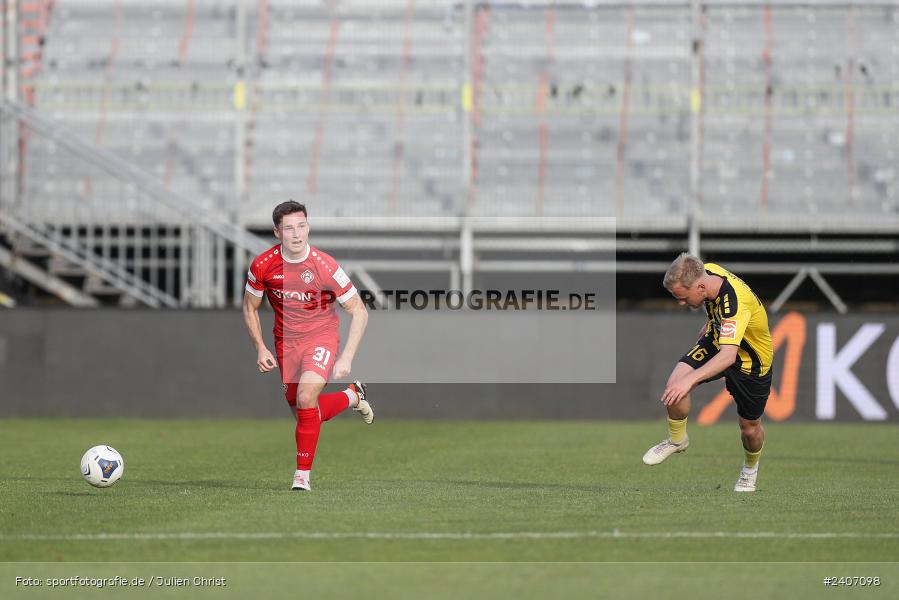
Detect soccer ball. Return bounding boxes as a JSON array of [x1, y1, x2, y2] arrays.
[[80, 445, 125, 488]]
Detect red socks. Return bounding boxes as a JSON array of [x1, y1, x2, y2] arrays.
[[295, 408, 321, 471], [291, 389, 353, 471], [318, 391, 352, 422]]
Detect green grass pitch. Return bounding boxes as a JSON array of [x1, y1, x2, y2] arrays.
[[1, 418, 897, 598]]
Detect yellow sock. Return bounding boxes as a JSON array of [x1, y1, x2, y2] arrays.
[[667, 417, 688, 443], [744, 444, 763, 470]]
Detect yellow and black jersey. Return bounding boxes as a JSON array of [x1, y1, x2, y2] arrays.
[[702, 263, 773, 376]]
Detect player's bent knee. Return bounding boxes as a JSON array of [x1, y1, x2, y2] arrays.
[[296, 391, 319, 409], [739, 418, 762, 437], [667, 396, 690, 420]]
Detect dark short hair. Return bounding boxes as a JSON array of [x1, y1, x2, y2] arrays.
[[272, 201, 307, 227]]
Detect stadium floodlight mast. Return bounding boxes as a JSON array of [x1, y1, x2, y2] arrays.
[[1, 1, 21, 221], [460, 0, 475, 297], [688, 0, 703, 258]]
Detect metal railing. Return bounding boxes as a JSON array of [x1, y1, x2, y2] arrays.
[[1, 100, 270, 307], [2, 1, 898, 309]]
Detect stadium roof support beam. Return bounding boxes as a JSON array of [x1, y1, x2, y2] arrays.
[[761, 267, 849, 315], [344, 265, 385, 309], [807, 268, 848, 315], [768, 269, 808, 315]]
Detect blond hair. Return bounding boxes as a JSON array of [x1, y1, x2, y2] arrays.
[[663, 252, 705, 291]]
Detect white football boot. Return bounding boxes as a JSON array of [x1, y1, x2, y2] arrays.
[[291, 470, 311, 491], [734, 467, 758, 492], [642, 436, 689, 465], [349, 380, 373, 424]]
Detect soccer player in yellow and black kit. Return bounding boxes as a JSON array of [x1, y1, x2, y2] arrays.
[[642, 253, 774, 492]]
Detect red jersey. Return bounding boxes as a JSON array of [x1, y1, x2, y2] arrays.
[[245, 243, 357, 339]]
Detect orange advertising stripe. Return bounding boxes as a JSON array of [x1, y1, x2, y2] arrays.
[[698, 311, 806, 424], [765, 311, 806, 421]]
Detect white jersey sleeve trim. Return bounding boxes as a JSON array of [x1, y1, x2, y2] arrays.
[[332, 266, 351, 288], [337, 286, 358, 304], [247, 269, 257, 283], [245, 282, 264, 297]]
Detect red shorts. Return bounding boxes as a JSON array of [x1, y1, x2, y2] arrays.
[[275, 334, 340, 384]]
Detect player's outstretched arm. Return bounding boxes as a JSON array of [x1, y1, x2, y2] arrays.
[[242, 290, 277, 373], [333, 294, 368, 379], [661, 344, 738, 406]]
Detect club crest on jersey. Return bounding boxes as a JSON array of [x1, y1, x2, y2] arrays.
[[301, 269, 315, 284], [720, 319, 738, 339]]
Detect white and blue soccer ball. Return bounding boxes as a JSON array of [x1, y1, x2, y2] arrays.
[[80, 445, 125, 488]]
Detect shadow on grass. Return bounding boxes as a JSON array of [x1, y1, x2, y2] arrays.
[[0, 476, 265, 490], [375, 479, 606, 493], [775, 455, 899, 467], [129, 479, 265, 490], [0, 478, 269, 492]]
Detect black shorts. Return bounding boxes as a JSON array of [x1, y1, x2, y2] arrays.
[[679, 337, 772, 421]]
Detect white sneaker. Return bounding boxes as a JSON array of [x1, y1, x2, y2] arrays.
[[349, 380, 373, 424], [642, 436, 689, 465], [291, 472, 311, 491], [734, 467, 758, 492]]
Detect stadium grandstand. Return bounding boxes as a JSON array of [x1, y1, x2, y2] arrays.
[[3, 3, 899, 592], [1, 0, 898, 310]]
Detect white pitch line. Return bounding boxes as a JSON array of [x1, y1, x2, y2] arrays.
[[2, 531, 899, 542]]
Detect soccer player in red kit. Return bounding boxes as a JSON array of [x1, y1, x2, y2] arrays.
[[242, 201, 372, 491]]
